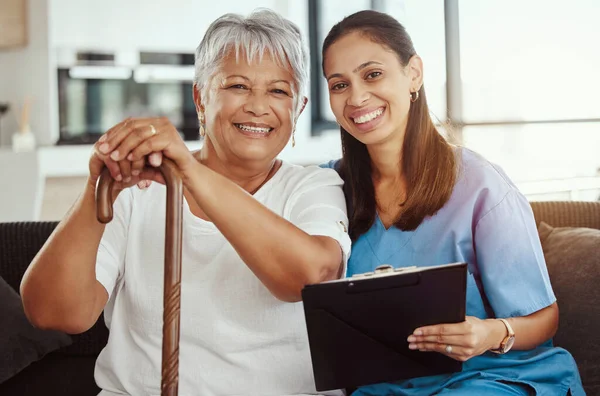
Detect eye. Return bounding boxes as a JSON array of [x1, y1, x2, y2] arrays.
[[366, 71, 382, 80], [330, 82, 348, 91], [229, 84, 248, 90], [271, 89, 290, 96]]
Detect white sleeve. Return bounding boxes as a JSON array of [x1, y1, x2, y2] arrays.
[[287, 167, 351, 277], [95, 189, 132, 299]]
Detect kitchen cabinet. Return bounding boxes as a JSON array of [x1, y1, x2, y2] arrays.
[[0, 0, 28, 48]]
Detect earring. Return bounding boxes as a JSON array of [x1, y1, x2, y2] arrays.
[[410, 91, 419, 103], [198, 113, 205, 137], [292, 129, 296, 148]]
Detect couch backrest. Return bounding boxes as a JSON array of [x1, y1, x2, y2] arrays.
[[530, 201, 600, 230], [529, 201, 600, 393], [0, 221, 108, 356]]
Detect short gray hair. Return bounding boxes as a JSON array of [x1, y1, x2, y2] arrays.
[[194, 9, 309, 108]]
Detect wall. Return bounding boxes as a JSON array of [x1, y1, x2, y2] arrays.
[[0, 0, 56, 147], [50, 0, 281, 52]]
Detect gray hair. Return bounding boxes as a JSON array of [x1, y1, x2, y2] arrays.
[[194, 9, 309, 110]]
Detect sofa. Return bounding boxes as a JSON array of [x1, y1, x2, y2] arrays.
[[0, 201, 599, 395]]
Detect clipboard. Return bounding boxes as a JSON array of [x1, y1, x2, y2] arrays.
[[301, 262, 467, 391]]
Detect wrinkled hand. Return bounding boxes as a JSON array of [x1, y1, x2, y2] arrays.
[[407, 316, 501, 362], [89, 119, 151, 198], [97, 117, 196, 184]]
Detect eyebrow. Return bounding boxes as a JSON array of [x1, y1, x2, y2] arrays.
[[269, 79, 291, 86], [326, 61, 383, 81], [224, 75, 291, 85], [224, 74, 250, 81]]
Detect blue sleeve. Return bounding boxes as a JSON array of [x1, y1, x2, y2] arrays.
[[474, 189, 556, 318], [319, 159, 340, 170]]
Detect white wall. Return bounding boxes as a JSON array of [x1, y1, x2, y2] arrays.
[[0, 0, 56, 147], [50, 0, 281, 52]]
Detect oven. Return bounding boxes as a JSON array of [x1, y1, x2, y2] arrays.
[[56, 51, 200, 144]]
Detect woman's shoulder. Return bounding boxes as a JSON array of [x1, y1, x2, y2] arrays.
[[452, 147, 531, 223], [455, 147, 518, 196], [319, 159, 341, 171]]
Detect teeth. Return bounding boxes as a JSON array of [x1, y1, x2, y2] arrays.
[[235, 124, 272, 134], [353, 108, 384, 124]]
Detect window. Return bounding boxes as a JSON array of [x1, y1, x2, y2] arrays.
[[459, 0, 600, 123], [379, 0, 447, 120], [308, 0, 600, 200], [458, 0, 600, 199], [463, 122, 600, 181]]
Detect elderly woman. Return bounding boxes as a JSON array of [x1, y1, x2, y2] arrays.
[[20, 10, 349, 396]]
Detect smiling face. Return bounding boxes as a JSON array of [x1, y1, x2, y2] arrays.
[[324, 31, 422, 148], [195, 50, 306, 165]]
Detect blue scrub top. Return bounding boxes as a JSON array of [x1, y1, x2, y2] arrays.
[[323, 148, 584, 395]]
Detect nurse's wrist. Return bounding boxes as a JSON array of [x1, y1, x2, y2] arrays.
[[485, 318, 508, 351]]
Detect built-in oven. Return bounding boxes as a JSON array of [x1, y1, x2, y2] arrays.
[[56, 51, 200, 144]]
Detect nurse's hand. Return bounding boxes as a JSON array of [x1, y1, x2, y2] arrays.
[[406, 316, 506, 362]]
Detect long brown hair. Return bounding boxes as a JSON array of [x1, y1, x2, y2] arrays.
[[322, 10, 457, 240]]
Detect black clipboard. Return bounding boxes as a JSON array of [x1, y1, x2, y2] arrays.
[[301, 262, 467, 391]]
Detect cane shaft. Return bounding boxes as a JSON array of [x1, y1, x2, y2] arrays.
[[96, 159, 183, 396]]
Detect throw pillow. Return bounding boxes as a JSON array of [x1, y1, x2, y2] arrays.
[[538, 221, 600, 389], [0, 276, 72, 383]]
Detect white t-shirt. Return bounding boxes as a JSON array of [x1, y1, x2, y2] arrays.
[[94, 161, 351, 396]]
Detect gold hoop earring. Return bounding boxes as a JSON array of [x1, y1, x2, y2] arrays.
[[410, 91, 419, 103], [198, 113, 205, 137]]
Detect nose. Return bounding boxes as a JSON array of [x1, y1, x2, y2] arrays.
[[243, 90, 270, 117], [347, 84, 370, 107]]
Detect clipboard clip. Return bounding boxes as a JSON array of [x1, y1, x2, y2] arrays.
[[350, 265, 419, 280]]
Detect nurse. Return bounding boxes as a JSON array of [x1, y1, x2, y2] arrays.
[[321, 10, 584, 395]]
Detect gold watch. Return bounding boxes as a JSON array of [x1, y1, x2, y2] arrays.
[[490, 318, 515, 354]]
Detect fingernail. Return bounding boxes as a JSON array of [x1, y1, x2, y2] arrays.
[[407, 336, 416, 342], [409, 343, 417, 350], [131, 170, 140, 176], [115, 174, 122, 181], [414, 330, 422, 336], [127, 153, 134, 161], [99, 143, 110, 154], [124, 176, 131, 183], [99, 134, 107, 143], [110, 151, 120, 161]]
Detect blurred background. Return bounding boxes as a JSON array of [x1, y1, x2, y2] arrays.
[[0, 0, 599, 222]]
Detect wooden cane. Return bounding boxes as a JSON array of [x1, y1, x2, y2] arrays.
[[96, 159, 183, 396]]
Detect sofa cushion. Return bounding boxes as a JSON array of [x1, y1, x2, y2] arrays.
[[0, 354, 100, 395], [0, 275, 72, 384], [538, 221, 600, 391]]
